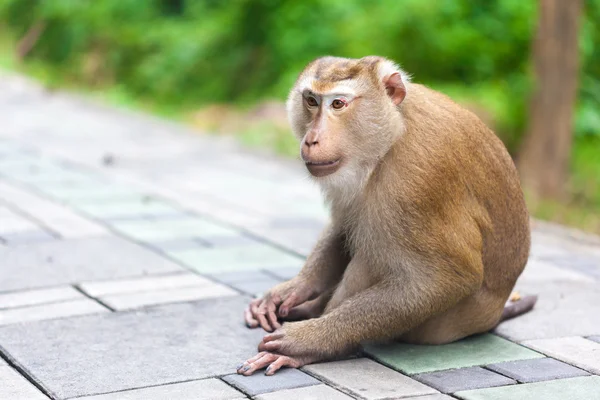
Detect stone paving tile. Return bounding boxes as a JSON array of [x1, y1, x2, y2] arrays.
[[494, 281, 600, 341], [363, 334, 543, 375], [455, 376, 600, 400], [79, 379, 246, 400], [0, 215, 40, 234], [0, 365, 48, 399], [304, 358, 438, 399], [413, 366, 515, 393], [0, 298, 108, 325], [79, 273, 215, 297], [111, 218, 239, 242], [147, 238, 209, 252], [228, 278, 281, 297], [223, 368, 320, 396], [522, 336, 600, 374], [269, 217, 326, 230], [76, 199, 183, 220], [486, 357, 590, 383], [402, 395, 455, 400], [254, 384, 353, 400], [0, 286, 82, 308], [204, 234, 262, 247], [0, 296, 264, 399], [517, 258, 595, 283], [0, 229, 57, 245], [264, 266, 302, 280], [168, 245, 304, 273], [210, 270, 279, 284], [0, 236, 184, 291], [101, 284, 238, 310], [588, 335, 600, 343], [0, 181, 109, 238], [548, 255, 600, 280], [39, 185, 147, 203]]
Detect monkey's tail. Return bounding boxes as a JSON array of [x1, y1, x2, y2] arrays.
[[498, 294, 538, 324]]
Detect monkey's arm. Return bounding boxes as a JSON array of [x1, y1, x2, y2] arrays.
[[238, 255, 483, 375], [244, 223, 349, 331]]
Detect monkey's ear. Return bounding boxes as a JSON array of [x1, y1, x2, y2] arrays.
[[383, 73, 406, 105]]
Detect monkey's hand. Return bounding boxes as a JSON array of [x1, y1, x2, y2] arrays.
[[237, 321, 330, 375], [244, 279, 317, 332]]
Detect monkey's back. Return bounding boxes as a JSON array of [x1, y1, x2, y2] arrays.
[[381, 83, 530, 293]]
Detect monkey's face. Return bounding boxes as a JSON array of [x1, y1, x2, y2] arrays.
[[287, 56, 407, 180]]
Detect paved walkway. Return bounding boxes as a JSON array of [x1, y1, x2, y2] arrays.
[[0, 73, 599, 400]]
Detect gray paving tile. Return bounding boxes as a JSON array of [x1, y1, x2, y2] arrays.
[[494, 281, 600, 341], [0, 296, 264, 399], [522, 336, 600, 374], [401, 395, 455, 400], [222, 368, 320, 396], [78, 378, 245, 400], [0, 366, 48, 399], [101, 284, 238, 310], [79, 273, 214, 296], [413, 367, 515, 393], [0, 230, 57, 245], [147, 238, 208, 252], [228, 277, 282, 297], [75, 199, 183, 220], [486, 357, 590, 383], [0, 286, 82, 308], [0, 298, 108, 325], [455, 376, 600, 400], [204, 235, 261, 247], [255, 384, 353, 400], [210, 270, 278, 284], [547, 255, 600, 280], [269, 217, 325, 230], [168, 245, 304, 273], [588, 335, 600, 344], [0, 236, 184, 291], [263, 266, 302, 281], [304, 358, 438, 399]]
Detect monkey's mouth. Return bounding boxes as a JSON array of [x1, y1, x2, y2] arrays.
[[304, 159, 341, 177]]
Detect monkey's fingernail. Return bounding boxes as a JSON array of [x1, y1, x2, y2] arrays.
[[280, 308, 288, 317], [265, 366, 272, 375], [242, 365, 251, 372], [236, 363, 243, 370]]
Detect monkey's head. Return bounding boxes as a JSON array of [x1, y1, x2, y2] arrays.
[[287, 56, 408, 182]]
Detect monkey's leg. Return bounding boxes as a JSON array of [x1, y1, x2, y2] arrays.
[[239, 265, 481, 375]]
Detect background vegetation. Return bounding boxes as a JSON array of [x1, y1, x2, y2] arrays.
[[0, 0, 599, 232]]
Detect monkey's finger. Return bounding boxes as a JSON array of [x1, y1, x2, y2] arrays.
[[256, 312, 274, 332], [265, 299, 281, 330], [244, 306, 259, 328], [278, 292, 298, 317], [263, 331, 285, 343], [240, 352, 278, 376], [258, 340, 282, 352], [265, 356, 303, 376], [236, 351, 268, 373]]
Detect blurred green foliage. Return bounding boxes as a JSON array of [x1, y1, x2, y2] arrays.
[[1, 0, 599, 150]]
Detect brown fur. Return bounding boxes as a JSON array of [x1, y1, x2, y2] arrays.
[[241, 56, 532, 374]]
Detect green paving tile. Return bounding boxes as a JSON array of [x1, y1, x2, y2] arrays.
[[455, 376, 600, 400], [112, 218, 240, 241], [39, 185, 144, 203], [168, 245, 304, 273], [364, 334, 543, 375]]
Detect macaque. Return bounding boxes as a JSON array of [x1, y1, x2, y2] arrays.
[[238, 56, 535, 376]]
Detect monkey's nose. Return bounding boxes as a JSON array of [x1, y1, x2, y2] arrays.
[[304, 138, 318, 147]]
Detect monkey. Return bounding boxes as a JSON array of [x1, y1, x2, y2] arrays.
[[237, 56, 536, 376]]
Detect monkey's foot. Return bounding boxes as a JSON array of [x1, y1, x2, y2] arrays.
[[236, 351, 318, 376]]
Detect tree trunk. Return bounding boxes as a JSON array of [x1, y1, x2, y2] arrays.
[[518, 0, 582, 200]]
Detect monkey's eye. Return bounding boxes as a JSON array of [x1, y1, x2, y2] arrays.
[[332, 99, 346, 110], [306, 96, 318, 107]]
